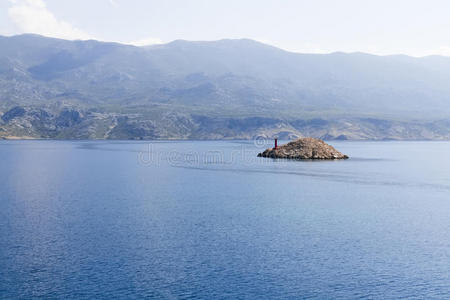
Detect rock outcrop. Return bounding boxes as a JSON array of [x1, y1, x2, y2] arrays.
[[257, 137, 349, 160]]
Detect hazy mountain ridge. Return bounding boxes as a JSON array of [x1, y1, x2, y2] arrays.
[[1, 34, 450, 140]]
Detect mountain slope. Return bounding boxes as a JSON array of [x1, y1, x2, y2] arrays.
[[1, 34, 450, 140]]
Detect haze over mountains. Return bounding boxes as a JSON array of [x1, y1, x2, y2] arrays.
[[1, 34, 450, 140]]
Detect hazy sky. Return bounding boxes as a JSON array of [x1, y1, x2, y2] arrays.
[[1, 0, 450, 56]]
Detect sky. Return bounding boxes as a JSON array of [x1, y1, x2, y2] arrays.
[[1, 0, 450, 57]]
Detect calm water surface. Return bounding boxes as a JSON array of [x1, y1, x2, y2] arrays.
[[1, 140, 450, 299]]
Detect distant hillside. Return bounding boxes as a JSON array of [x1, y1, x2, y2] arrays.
[[1, 34, 450, 140]]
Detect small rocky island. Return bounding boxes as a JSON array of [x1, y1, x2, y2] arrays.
[[258, 137, 349, 160]]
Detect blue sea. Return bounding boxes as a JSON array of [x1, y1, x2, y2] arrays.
[[1, 140, 450, 299]]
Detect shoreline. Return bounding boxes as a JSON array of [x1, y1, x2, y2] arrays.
[[2, 137, 450, 142]]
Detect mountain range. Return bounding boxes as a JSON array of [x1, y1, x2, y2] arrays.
[[1, 34, 450, 140]]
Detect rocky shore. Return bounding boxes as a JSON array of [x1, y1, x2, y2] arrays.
[[257, 137, 349, 160]]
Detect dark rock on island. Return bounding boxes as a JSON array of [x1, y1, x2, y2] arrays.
[[257, 137, 349, 160]]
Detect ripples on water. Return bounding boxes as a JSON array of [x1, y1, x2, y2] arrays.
[[1, 140, 450, 299]]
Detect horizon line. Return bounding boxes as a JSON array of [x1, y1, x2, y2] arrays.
[[2, 33, 449, 59]]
